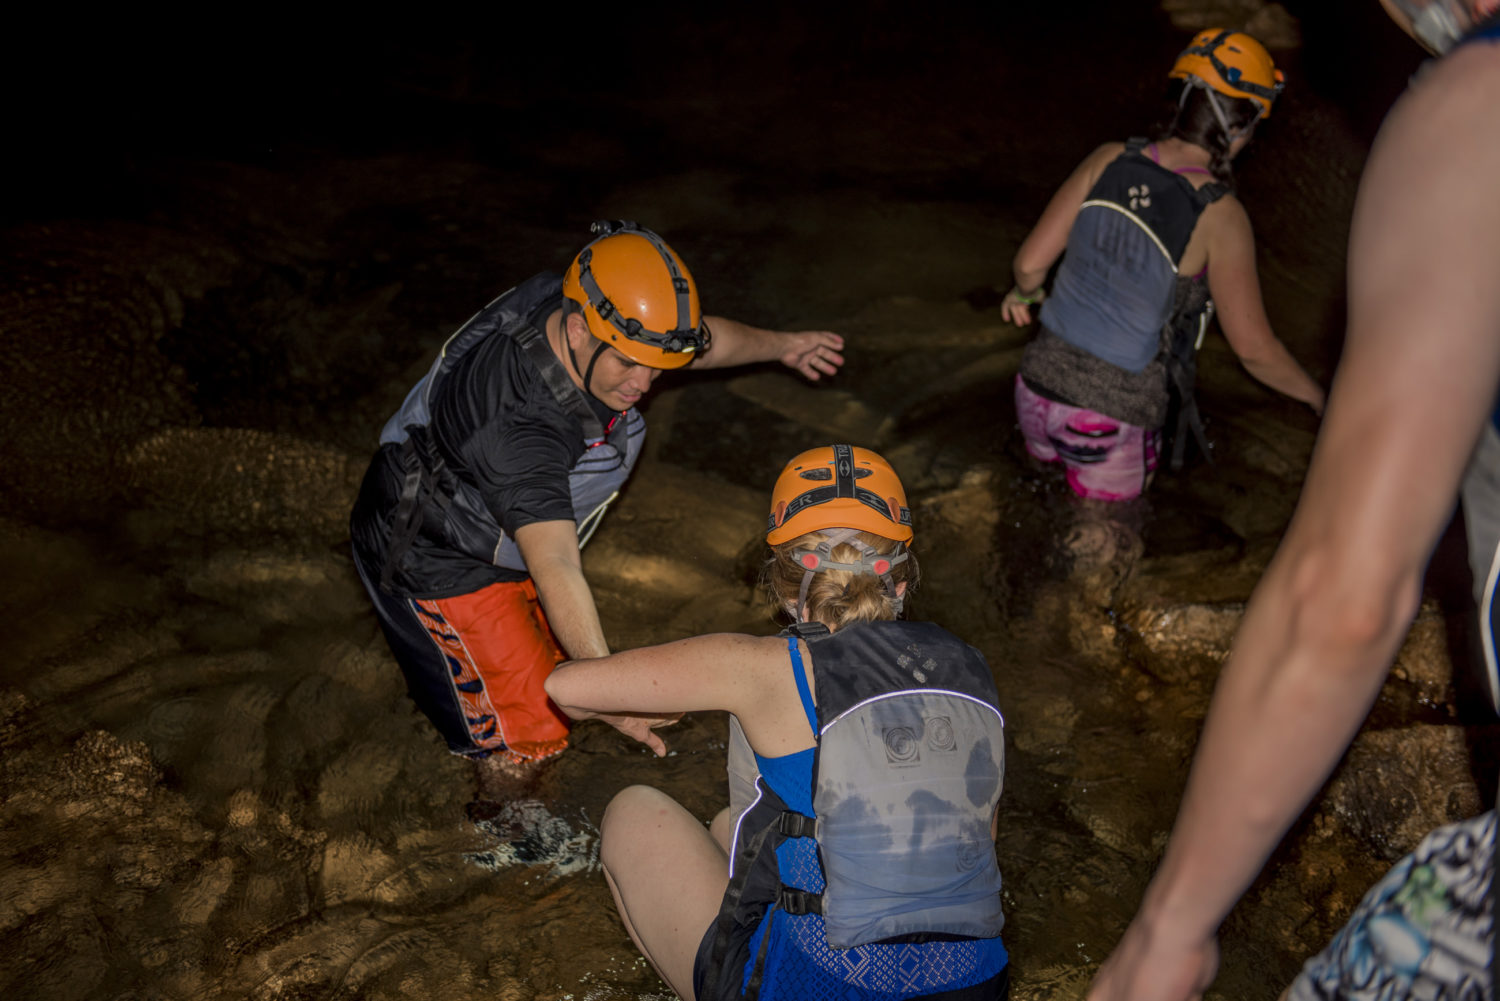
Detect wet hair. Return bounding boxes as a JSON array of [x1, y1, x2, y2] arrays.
[[761, 530, 920, 631], [1153, 81, 1262, 185]]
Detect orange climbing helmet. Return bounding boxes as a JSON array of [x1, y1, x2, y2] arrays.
[[1169, 28, 1285, 119], [766, 444, 914, 546], [561, 221, 709, 370]]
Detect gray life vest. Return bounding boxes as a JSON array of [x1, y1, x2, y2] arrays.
[[377, 275, 644, 591], [704, 620, 1006, 998], [1040, 139, 1226, 374]]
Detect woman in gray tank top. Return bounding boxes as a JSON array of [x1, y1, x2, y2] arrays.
[[1001, 29, 1325, 502]]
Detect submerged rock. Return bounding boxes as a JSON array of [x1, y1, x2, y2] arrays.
[[1323, 724, 1485, 861]]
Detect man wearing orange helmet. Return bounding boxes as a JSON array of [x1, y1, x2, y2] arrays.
[[1002, 28, 1324, 500], [545, 444, 1010, 1001], [349, 221, 845, 787], [1088, 5, 1499, 1001]]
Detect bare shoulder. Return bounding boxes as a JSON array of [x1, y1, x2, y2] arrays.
[[1416, 38, 1500, 98], [1354, 42, 1500, 295], [1199, 189, 1252, 242], [1378, 43, 1500, 159]]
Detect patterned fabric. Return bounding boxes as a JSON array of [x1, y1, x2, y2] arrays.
[[410, 578, 569, 759], [349, 538, 569, 757], [1015, 375, 1160, 501], [742, 833, 1004, 999], [1287, 812, 1495, 1001]]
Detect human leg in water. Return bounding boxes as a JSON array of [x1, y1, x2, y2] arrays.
[[599, 784, 730, 998]]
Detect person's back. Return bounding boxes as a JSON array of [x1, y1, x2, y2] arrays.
[[1003, 30, 1324, 501], [708, 616, 1008, 1001], [545, 445, 1011, 1001]]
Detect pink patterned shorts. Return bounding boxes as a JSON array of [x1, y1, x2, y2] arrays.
[[1014, 375, 1160, 501]]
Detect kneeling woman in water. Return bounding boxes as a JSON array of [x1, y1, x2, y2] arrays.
[[545, 444, 1010, 1001], [1002, 29, 1325, 501]]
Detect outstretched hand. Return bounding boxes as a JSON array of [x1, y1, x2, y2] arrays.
[[779, 331, 845, 381], [1000, 286, 1046, 327], [1087, 917, 1220, 1001], [593, 711, 683, 756]]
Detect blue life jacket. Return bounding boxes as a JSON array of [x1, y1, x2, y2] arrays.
[[702, 620, 1008, 1001]]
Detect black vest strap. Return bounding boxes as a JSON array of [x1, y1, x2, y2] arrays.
[[777, 811, 817, 838], [509, 322, 606, 440], [1162, 278, 1217, 471], [784, 621, 831, 640], [777, 887, 824, 915], [702, 816, 778, 1001], [379, 434, 454, 594]]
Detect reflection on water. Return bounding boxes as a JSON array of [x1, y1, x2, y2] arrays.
[[2, 3, 1489, 1000]]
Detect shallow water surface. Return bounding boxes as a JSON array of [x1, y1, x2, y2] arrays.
[[2, 4, 1492, 1000]]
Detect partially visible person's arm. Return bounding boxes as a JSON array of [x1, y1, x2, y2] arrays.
[[693, 316, 844, 380], [519, 520, 697, 755], [515, 519, 610, 660], [1204, 196, 1326, 414], [545, 633, 796, 755], [1001, 142, 1123, 325], [1089, 42, 1500, 1001]]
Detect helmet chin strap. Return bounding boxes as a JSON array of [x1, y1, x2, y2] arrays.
[[1187, 81, 1255, 145], [580, 341, 611, 402], [563, 314, 618, 408]]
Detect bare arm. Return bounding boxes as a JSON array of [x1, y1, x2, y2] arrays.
[[1001, 143, 1123, 325], [514, 519, 610, 660], [693, 316, 845, 381], [519, 518, 699, 754], [1205, 197, 1326, 414], [1090, 42, 1500, 1001], [545, 633, 808, 756]]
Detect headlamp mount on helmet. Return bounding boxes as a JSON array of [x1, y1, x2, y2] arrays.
[[1179, 29, 1285, 105], [571, 220, 711, 360]]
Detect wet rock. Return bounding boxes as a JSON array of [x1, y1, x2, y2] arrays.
[[586, 465, 768, 646], [55, 730, 161, 817], [1028, 583, 1123, 666], [1006, 692, 1080, 754], [318, 637, 410, 700], [316, 739, 404, 824], [0, 225, 223, 526], [320, 833, 397, 906], [727, 371, 889, 442], [338, 929, 474, 998], [174, 857, 237, 926], [1322, 724, 1484, 861], [124, 427, 364, 544], [1161, 0, 1301, 49], [0, 517, 170, 674], [1389, 604, 1458, 709], [182, 549, 369, 625], [1125, 601, 1242, 684]]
